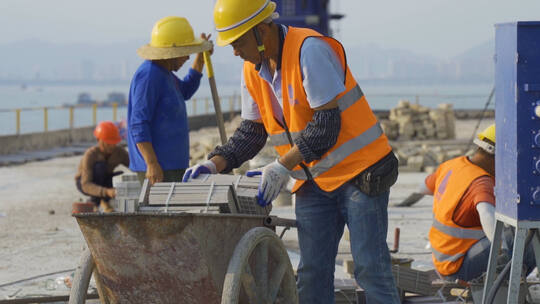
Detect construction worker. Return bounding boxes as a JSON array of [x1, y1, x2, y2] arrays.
[[425, 124, 535, 281], [128, 16, 213, 185], [75, 121, 129, 212], [183, 1, 400, 302]]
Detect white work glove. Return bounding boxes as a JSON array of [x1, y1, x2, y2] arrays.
[[182, 160, 217, 182], [246, 159, 291, 206]]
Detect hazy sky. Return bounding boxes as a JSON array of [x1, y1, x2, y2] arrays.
[[1, 0, 539, 59]]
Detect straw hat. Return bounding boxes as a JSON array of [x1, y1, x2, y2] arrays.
[[137, 16, 213, 60]]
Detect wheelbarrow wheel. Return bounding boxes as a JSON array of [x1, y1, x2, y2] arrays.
[[221, 227, 298, 304], [69, 248, 94, 304]]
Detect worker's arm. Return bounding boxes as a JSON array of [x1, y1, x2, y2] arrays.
[[129, 69, 161, 184], [136, 142, 163, 185], [418, 183, 434, 195], [477, 202, 496, 242], [183, 119, 267, 182], [207, 119, 268, 173]]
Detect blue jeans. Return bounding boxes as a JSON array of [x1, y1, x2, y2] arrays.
[[295, 180, 400, 304], [445, 228, 537, 282]]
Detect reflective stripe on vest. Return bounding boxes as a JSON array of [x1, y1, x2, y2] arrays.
[[432, 216, 485, 240], [432, 247, 465, 263], [268, 84, 364, 147], [289, 122, 383, 180]]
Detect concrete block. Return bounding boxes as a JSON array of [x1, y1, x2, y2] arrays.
[[397, 146, 421, 160], [407, 155, 425, 171], [380, 120, 399, 140]]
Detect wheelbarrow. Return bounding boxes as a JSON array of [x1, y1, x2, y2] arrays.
[[69, 175, 299, 304]]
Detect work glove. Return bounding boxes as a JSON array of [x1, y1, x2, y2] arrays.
[[182, 160, 217, 182], [246, 159, 291, 207]]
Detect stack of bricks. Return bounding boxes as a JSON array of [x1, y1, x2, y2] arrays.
[[112, 174, 141, 212], [381, 100, 456, 141]]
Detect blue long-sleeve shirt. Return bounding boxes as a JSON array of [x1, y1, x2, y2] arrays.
[[127, 60, 202, 171]]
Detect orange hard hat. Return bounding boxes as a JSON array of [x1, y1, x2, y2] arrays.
[[94, 121, 121, 145]]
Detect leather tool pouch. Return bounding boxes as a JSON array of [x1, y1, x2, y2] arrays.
[[351, 151, 399, 197]]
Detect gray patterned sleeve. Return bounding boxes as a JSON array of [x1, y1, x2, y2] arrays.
[[208, 120, 268, 173]]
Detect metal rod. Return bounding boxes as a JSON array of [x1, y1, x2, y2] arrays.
[[390, 227, 400, 253], [264, 216, 297, 228], [164, 182, 176, 213]]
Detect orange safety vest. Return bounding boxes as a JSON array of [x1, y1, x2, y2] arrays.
[[243, 26, 391, 192], [429, 156, 491, 276]]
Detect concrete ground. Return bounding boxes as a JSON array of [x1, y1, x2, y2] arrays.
[[0, 119, 493, 301]]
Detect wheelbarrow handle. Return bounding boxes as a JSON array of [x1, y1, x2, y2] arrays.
[[264, 216, 297, 228]]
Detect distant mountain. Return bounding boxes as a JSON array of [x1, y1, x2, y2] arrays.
[[449, 39, 494, 82], [345, 40, 494, 83], [0, 38, 493, 85], [0, 38, 242, 86]]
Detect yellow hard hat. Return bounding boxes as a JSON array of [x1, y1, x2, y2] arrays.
[[213, 0, 277, 46], [478, 124, 495, 143], [474, 124, 495, 154], [137, 16, 212, 60]]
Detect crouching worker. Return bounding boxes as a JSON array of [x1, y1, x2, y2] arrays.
[[75, 121, 129, 212], [425, 124, 535, 281]]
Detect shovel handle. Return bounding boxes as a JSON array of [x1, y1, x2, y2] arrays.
[[203, 51, 227, 144], [203, 51, 214, 78]]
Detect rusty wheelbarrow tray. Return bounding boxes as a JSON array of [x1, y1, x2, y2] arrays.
[[69, 212, 298, 304]]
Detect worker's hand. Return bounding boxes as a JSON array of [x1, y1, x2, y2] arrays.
[[105, 188, 116, 198], [246, 159, 291, 207], [146, 162, 164, 185], [201, 33, 213, 55], [182, 160, 217, 182]]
